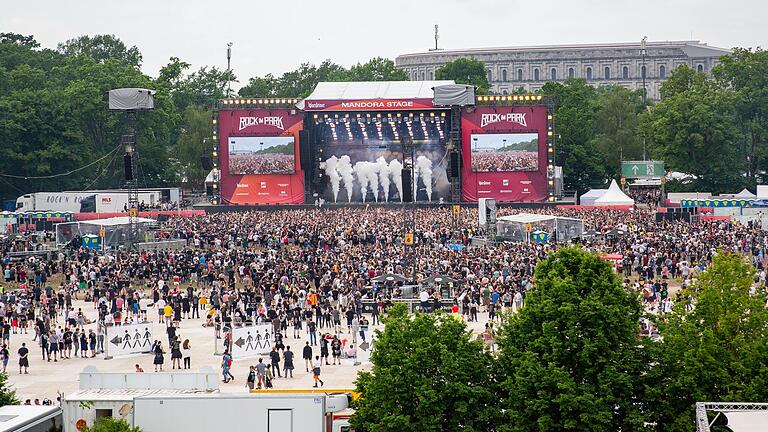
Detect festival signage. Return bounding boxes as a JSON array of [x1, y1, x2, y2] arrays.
[[217, 109, 305, 204], [230, 324, 273, 358], [302, 98, 435, 111], [105, 323, 156, 357], [461, 105, 549, 202]]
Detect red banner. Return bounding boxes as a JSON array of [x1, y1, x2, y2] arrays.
[[461, 105, 548, 202], [302, 98, 435, 111], [218, 109, 305, 204]]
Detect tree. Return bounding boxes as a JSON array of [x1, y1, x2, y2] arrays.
[[643, 67, 744, 193], [85, 417, 142, 432], [347, 57, 408, 81], [592, 86, 646, 177], [170, 66, 236, 111], [713, 48, 768, 186], [174, 106, 213, 188], [435, 58, 490, 94], [541, 79, 607, 194], [0, 373, 19, 407], [57, 35, 142, 68], [351, 303, 498, 432], [497, 248, 650, 432], [649, 253, 768, 432]]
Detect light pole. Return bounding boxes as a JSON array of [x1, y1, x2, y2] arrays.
[[226, 42, 233, 96], [640, 36, 648, 161]]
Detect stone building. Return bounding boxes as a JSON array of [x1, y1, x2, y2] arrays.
[[395, 41, 731, 99]]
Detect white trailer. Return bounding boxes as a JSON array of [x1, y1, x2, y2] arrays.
[[15, 188, 181, 213], [0, 405, 63, 432], [133, 394, 329, 432]]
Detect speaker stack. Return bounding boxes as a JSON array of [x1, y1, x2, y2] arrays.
[[401, 168, 413, 202]]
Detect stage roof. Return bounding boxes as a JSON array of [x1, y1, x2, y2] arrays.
[[298, 80, 454, 111]]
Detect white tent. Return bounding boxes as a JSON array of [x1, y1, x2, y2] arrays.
[[579, 189, 607, 206], [733, 188, 756, 199], [594, 180, 634, 206]]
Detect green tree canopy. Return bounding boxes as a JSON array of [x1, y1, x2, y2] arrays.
[[649, 253, 768, 432], [351, 303, 498, 432], [57, 34, 142, 68], [85, 417, 142, 432], [434, 58, 490, 94], [497, 247, 650, 432], [0, 373, 19, 407]]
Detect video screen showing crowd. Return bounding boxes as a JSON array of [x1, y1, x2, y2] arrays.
[[228, 136, 295, 175], [317, 113, 450, 203], [471, 133, 539, 172]]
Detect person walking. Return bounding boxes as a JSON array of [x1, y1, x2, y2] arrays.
[[0, 344, 8, 373], [221, 351, 234, 383], [181, 339, 191, 369], [302, 342, 312, 372], [269, 347, 281, 378], [152, 341, 165, 372], [255, 358, 266, 389], [312, 355, 324, 388], [246, 366, 256, 391], [170, 337, 182, 370], [17, 342, 29, 374], [283, 346, 294, 378]]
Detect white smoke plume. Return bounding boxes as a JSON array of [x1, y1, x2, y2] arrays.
[[389, 159, 403, 202], [376, 157, 391, 202], [416, 155, 434, 202], [337, 155, 355, 203], [367, 162, 381, 202], [354, 161, 371, 202], [324, 156, 341, 203]]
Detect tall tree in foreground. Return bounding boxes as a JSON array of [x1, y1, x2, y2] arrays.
[[351, 303, 498, 432], [497, 248, 650, 432], [649, 253, 768, 432]]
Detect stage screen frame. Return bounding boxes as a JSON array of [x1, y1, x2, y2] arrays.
[[470, 132, 539, 172], [227, 136, 296, 175]]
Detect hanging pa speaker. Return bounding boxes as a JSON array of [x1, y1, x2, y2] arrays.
[[124, 153, 133, 181], [299, 130, 311, 170], [200, 155, 212, 171], [449, 152, 460, 178], [402, 168, 413, 202]]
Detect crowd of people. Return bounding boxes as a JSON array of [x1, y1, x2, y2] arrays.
[[471, 151, 538, 172], [229, 154, 295, 175], [0, 204, 766, 398]]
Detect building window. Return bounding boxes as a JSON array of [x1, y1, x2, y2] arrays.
[[411, 70, 417, 80], [420, 71, 425, 80], [568, 67, 574, 78], [622, 66, 629, 79], [533, 68, 540, 81], [641, 65, 646, 79], [502, 69, 507, 82], [697, 64, 704, 73], [517, 68, 523, 81], [550, 68, 557, 80], [604, 66, 611, 79], [502, 89, 508, 95], [659, 65, 666, 79], [487, 70, 492, 82], [586, 66, 592, 80]]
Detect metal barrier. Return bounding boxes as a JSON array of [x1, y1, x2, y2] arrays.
[[136, 240, 187, 252]]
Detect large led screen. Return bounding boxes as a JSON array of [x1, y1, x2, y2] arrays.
[[470, 133, 539, 172], [228, 136, 295, 175]]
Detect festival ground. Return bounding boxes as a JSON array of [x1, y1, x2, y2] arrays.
[[5, 298, 498, 401]]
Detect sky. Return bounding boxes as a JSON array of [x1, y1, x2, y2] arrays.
[[2, 0, 764, 89]]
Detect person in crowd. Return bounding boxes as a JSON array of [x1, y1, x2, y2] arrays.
[[181, 339, 192, 369], [312, 355, 324, 388], [283, 346, 294, 378], [221, 350, 234, 383], [17, 342, 29, 374], [303, 342, 313, 372], [153, 341, 165, 372]]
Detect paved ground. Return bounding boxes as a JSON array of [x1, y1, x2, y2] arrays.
[[5, 300, 494, 401]]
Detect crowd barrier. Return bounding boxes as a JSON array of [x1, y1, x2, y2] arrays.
[[75, 210, 205, 221], [556, 205, 633, 211]]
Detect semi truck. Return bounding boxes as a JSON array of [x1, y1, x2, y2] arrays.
[[15, 188, 181, 213], [0, 405, 63, 432]]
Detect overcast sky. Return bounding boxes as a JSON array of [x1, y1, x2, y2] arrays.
[[3, 0, 764, 88]]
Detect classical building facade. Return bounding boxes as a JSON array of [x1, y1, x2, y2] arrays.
[[395, 41, 731, 99]]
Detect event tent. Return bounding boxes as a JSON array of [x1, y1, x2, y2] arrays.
[[733, 188, 756, 199], [594, 180, 635, 206], [579, 189, 607, 206]]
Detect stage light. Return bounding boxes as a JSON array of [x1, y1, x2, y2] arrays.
[[524, 95, 530, 101], [549, 196, 555, 202], [344, 114, 349, 118], [324, 114, 329, 119], [429, 112, 435, 117], [548, 180, 554, 185], [212, 118, 217, 124], [396, 113, 401, 117], [313, 114, 318, 119], [334, 114, 339, 119], [548, 147, 554, 153], [376, 113, 381, 118], [440, 112, 445, 117], [548, 131, 554, 136], [537, 95, 543, 101], [547, 114, 553, 120], [212, 151, 217, 157]]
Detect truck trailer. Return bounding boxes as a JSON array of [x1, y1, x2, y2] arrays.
[[15, 188, 181, 213]]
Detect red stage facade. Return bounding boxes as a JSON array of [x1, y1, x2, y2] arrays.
[[217, 108, 304, 205], [461, 105, 550, 202]]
